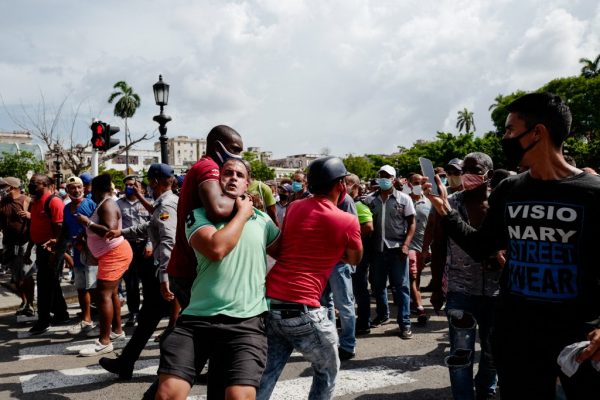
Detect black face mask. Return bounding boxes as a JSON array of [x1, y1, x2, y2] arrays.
[[279, 194, 288, 202], [27, 184, 39, 197], [501, 127, 537, 169]]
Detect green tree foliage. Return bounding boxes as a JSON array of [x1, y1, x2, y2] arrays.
[[0, 151, 46, 183], [242, 151, 275, 182], [456, 108, 476, 133], [579, 54, 600, 78], [108, 81, 141, 170], [98, 167, 126, 190], [343, 155, 376, 180]]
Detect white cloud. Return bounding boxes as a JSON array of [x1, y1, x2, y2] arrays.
[[0, 0, 598, 158]]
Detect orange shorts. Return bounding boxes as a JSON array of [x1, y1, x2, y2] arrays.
[[97, 240, 133, 282]]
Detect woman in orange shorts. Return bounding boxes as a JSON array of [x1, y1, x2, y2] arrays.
[[77, 174, 133, 356]]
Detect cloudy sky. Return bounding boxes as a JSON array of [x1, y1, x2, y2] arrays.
[[1, 0, 598, 158]]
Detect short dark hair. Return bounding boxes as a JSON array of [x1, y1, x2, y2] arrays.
[[91, 173, 112, 193], [463, 152, 493, 172], [506, 92, 572, 147]]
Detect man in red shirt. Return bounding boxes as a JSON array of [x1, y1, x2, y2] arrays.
[[26, 174, 68, 335], [257, 157, 363, 400], [161, 125, 244, 307]]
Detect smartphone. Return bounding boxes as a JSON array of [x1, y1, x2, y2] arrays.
[[419, 157, 440, 196]]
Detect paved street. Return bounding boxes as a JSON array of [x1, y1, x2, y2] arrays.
[[0, 274, 455, 400]]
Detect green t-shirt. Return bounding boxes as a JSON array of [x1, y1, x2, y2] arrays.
[[184, 207, 280, 318], [356, 201, 373, 224], [248, 181, 276, 209]]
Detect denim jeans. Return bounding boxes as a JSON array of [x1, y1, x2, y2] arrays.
[[257, 307, 340, 400], [445, 292, 497, 400], [352, 252, 371, 330], [321, 262, 356, 353], [371, 248, 411, 329]]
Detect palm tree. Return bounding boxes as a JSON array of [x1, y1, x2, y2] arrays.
[[456, 108, 476, 133], [108, 81, 141, 172], [579, 55, 600, 78]]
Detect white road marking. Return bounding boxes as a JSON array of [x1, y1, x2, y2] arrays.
[[18, 337, 158, 360], [188, 366, 415, 400], [20, 358, 159, 393]]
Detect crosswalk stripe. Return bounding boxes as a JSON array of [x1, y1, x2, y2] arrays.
[[18, 337, 159, 360], [20, 358, 159, 393], [21, 360, 414, 396]]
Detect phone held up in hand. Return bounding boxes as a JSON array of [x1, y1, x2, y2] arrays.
[[419, 157, 440, 196]]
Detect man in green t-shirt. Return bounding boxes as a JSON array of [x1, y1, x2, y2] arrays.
[[156, 158, 280, 400], [247, 170, 279, 226]]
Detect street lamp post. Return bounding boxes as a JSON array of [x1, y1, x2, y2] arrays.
[[152, 75, 172, 164], [53, 144, 63, 188]]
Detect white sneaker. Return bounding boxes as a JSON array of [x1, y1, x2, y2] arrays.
[[79, 339, 113, 357], [86, 326, 100, 338], [110, 331, 126, 342], [68, 320, 96, 335]]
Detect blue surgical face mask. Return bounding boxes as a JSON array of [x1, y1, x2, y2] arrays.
[[125, 186, 136, 197], [440, 176, 448, 186], [377, 178, 393, 191], [292, 181, 303, 193], [214, 140, 242, 166], [58, 188, 67, 197]]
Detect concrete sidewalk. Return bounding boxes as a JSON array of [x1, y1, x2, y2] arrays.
[[0, 270, 78, 314]]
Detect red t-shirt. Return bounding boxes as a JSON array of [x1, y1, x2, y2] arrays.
[[266, 196, 362, 307], [30, 191, 64, 244], [167, 156, 220, 278]]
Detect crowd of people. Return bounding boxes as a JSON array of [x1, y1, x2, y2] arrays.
[[0, 92, 599, 399]]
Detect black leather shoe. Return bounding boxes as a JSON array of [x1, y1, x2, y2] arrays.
[[51, 313, 71, 324], [29, 321, 50, 335], [125, 313, 139, 328], [338, 347, 356, 361], [99, 357, 133, 380]]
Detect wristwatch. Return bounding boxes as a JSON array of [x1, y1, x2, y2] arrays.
[[87, 220, 94, 228]]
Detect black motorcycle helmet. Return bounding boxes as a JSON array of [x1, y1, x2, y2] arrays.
[[307, 156, 350, 194]]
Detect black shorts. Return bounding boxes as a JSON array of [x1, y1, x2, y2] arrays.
[[158, 313, 267, 390]]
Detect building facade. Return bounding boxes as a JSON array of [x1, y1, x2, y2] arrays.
[[154, 135, 207, 171]]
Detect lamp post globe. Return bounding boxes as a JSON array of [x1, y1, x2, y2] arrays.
[[153, 74, 172, 164]]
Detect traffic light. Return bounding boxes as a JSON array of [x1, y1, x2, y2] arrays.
[[103, 124, 120, 151], [90, 121, 120, 151], [91, 121, 106, 150]]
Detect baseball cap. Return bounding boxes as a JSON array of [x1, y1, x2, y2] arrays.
[[80, 172, 93, 185], [378, 165, 396, 178], [3, 177, 21, 188], [446, 158, 463, 171], [279, 183, 293, 193], [65, 176, 83, 187], [176, 175, 185, 186], [147, 163, 175, 179]]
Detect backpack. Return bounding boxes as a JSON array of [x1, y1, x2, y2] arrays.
[[44, 193, 59, 221]]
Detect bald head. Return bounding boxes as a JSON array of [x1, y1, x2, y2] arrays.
[[205, 125, 244, 166]]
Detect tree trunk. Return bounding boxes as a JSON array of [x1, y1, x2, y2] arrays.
[[125, 118, 129, 172]]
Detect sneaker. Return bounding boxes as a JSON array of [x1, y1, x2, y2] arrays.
[[15, 302, 27, 315], [356, 327, 371, 336], [51, 313, 71, 324], [124, 313, 138, 328], [79, 339, 113, 357], [417, 309, 429, 325], [338, 347, 356, 361], [400, 328, 413, 340], [29, 321, 50, 335], [99, 357, 133, 380], [68, 320, 96, 335], [371, 316, 390, 327], [110, 331, 127, 342], [86, 326, 100, 338], [21, 305, 35, 317]]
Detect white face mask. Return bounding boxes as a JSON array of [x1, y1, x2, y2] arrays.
[[411, 185, 423, 196], [401, 185, 412, 195]]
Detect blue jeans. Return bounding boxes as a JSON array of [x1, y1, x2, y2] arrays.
[[371, 248, 411, 329], [445, 292, 497, 400], [257, 307, 340, 400], [352, 252, 371, 330], [321, 262, 356, 353]]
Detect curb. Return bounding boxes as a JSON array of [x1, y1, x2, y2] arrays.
[[0, 276, 79, 314]]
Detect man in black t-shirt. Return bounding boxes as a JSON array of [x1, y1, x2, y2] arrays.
[[426, 93, 600, 399]]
